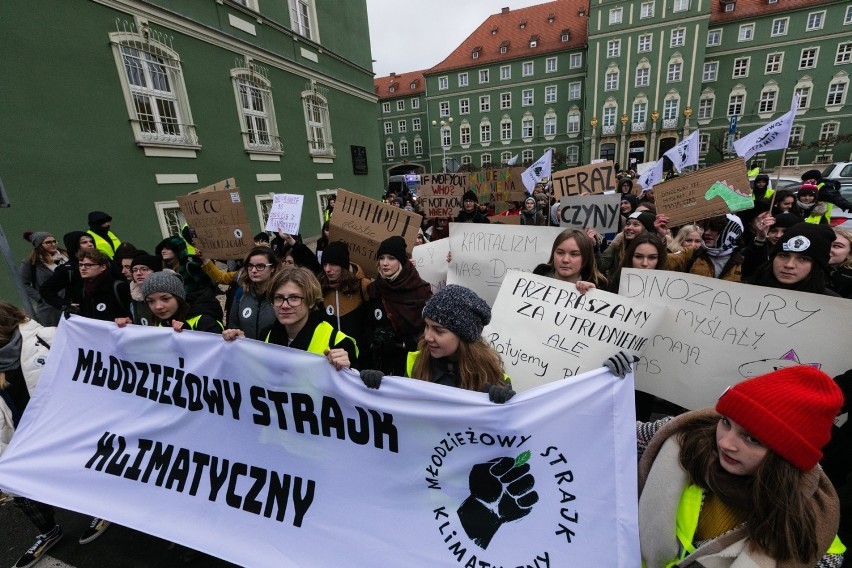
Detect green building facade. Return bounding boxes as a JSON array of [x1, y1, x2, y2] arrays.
[[1, 0, 381, 303]]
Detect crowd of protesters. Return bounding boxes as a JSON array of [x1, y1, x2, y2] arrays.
[[2, 162, 851, 567]]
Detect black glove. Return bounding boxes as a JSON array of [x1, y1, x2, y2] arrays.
[[603, 351, 639, 379], [483, 382, 515, 404], [360, 369, 384, 390]]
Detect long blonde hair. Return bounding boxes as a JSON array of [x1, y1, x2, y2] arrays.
[[410, 337, 507, 392], [833, 227, 852, 269]]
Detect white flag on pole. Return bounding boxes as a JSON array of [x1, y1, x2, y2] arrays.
[[505, 154, 519, 166], [733, 95, 799, 162], [636, 159, 664, 192], [663, 130, 700, 173], [521, 149, 552, 192]]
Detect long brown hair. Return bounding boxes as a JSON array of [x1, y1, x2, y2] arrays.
[[0, 301, 29, 346], [410, 337, 507, 392], [237, 246, 280, 294], [674, 414, 819, 563], [545, 229, 607, 286], [25, 235, 67, 267]]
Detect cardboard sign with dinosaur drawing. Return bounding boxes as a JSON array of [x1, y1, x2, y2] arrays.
[[653, 158, 752, 226]]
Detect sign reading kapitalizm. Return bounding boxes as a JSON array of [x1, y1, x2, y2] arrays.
[[0, 317, 640, 567]]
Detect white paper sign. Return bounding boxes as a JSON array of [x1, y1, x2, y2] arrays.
[[619, 269, 852, 409], [448, 224, 564, 306], [485, 270, 667, 392], [412, 238, 451, 295], [265, 193, 304, 234], [0, 317, 640, 567]]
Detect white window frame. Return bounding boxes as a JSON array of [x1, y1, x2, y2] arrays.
[[522, 149, 534, 163], [570, 53, 582, 68], [522, 61, 534, 76], [640, 1, 654, 18], [522, 88, 534, 106], [732, 57, 750, 78], [663, 97, 679, 121], [799, 47, 819, 69], [479, 69, 490, 83], [382, 102, 390, 113], [758, 88, 777, 114], [738, 23, 754, 42], [480, 120, 492, 144], [479, 95, 490, 113], [568, 81, 581, 100], [414, 138, 423, 155], [546, 57, 557, 72], [789, 125, 804, 145], [458, 72, 468, 87], [632, 101, 648, 124], [846, 6, 852, 24], [397, 119, 406, 133], [411, 98, 420, 109], [609, 7, 623, 24], [110, 31, 198, 150], [673, 0, 688, 12], [819, 122, 839, 141], [544, 85, 557, 104], [836, 43, 852, 65], [231, 68, 282, 155], [707, 29, 722, 46], [667, 61, 682, 83], [806, 11, 825, 31], [289, 0, 319, 41], [771, 17, 788, 37], [638, 34, 652, 53], [521, 114, 534, 140], [384, 121, 392, 135], [399, 139, 409, 156], [500, 65, 511, 80], [500, 117, 512, 141], [154, 200, 186, 239], [440, 101, 450, 117], [703, 61, 718, 82], [795, 82, 812, 110], [566, 145, 579, 165], [826, 80, 848, 106], [728, 92, 745, 116], [438, 76, 449, 90], [481, 154, 492, 167], [543, 112, 557, 138], [567, 111, 580, 134], [697, 96, 714, 120], [605, 68, 619, 91], [670, 28, 685, 48], [765, 53, 783, 74], [460, 123, 471, 146], [385, 140, 394, 158], [459, 99, 469, 115], [412, 117, 421, 131], [635, 65, 650, 87], [301, 86, 334, 158], [607, 39, 621, 58], [603, 104, 617, 128], [500, 92, 511, 109]]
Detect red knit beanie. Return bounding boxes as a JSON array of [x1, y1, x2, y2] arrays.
[[716, 366, 843, 471]]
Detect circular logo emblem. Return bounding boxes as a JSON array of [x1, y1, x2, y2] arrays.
[[242, 307, 252, 318], [96, 303, 107, 312], [326, 305, 335, 316], [374, 308, 383, 320], [782, 235, 811, 253], [34, 356, 47, 368], [234, 228, 243, 239], [140, 318, 149, 326]]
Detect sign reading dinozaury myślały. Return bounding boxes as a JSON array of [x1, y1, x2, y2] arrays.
[[619, 269, 852, 410], [653, 158, 752, 226], [0, 316, 639, 567], [485, 270, 666, 393], [447, 223, 564, 306]]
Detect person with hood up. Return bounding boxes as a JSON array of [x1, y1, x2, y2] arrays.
[[751, 173, 773, 201], [38, 231, 95, 315], [367, 236, 433, 376], [155, 236, 223, 322], [455, 191, 490, 223], [520, 195, 547, 225], [19, 231, 67, 326], [637, 366, 845, 567], [617, 177, 634, 195], [0, 301, 65, 568], [85, 211, 121, 260], [318, 241, 373, 367]]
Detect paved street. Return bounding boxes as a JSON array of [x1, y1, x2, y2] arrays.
[[1, 498, 240, 568]]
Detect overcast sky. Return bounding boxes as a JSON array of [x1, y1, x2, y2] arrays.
[[366, 0, 548, 78]]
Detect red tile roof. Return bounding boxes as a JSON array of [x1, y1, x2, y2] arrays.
[[426, 1, 588, 75], [374, 70, 427, 100], [710, 0, 834, 23]]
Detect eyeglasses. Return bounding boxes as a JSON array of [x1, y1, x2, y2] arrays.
[[42, 239, 58, 245], [131, 266, 152, 274], [78, 263, 103, 269], [272, 295, 304, 307], [247, 263, 273, 272]]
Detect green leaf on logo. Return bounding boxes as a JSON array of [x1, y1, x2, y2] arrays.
[[515, 450, 531, 468]]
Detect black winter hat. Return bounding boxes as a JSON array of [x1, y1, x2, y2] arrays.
[[627, 211, 656, 233], [376, 236, 408, 265], [322, 241, 350, 268], [772, 212, 803, 229], [754, 174, 770, 184], [801, 169, 822, 182], [462, 190, 479, 204], [254, 232, 270, 244], [422, 285, 491, 343], [772, 222, 834, 270], [131, 254, 162, 272], [88, 211, 112, 226]]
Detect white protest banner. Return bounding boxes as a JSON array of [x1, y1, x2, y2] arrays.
[[521, 149, 553, 193], [419, 172, 468, 218], [662, 131, 700, 173], [0, 317, 639, 567], [619, 269, 852, 410], [412, 238, 450, 294], [636, 159, 663, 191], [559, 193, 622, 233], [447, 224, 564, 306], [733, 94, 799, 162], [485, 270, 666, 392], [264, 193, 304, 234]]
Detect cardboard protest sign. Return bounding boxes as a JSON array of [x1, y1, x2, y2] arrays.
[[487, 214, 521, 224], [447, 224, 564, 306], [418, 172, 468, 218], [653, 158, 752, 226], [485, 270, 666, 392], [264, 193, 304, 234], [0, 316, 640, 567], [411, 238, 450, 294], [176, 178, 254, 260], [551, 161, 617, 198], [467, 167, 526, 213], [559, 193, 621, 233], [329, 189, 422, 278], [619, 269, 852, 410]]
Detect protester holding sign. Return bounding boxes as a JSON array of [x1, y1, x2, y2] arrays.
[[261, 267, 357, 369], [668, 224, 703, 253], [746, 223, 839, 297], [664, 214, 744, 282], [319, 241, 373, 368], [637, 366, 845, 567], [367, 236, 432, 376], [740, 211, 803, 282], [0, 301, 64, 568], [360, 285, 515, 403], [533, 229, 606, 291]]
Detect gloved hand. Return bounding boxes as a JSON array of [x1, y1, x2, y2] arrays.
[[603, 351, 639, 379], [360, 369, 384, 390], [483, 382, 515, 404]]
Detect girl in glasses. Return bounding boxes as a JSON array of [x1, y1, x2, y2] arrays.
[[19, 231, 68, 326]]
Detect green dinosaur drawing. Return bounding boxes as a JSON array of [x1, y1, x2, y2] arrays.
[[704, 181, 753, 212]]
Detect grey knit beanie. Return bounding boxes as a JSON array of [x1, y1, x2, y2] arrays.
[[422, 285, 491, 342], [141, 270, 186, 300], [25, 231, 51, 248]]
